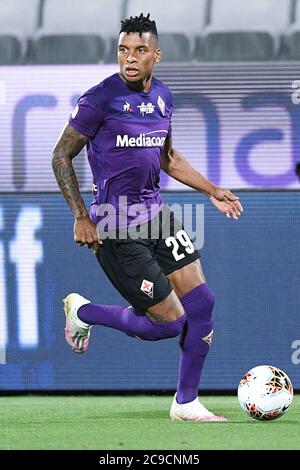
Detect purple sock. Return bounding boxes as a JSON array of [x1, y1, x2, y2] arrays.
[[78, 303, 186, 341], [176, 283, 215, 404]]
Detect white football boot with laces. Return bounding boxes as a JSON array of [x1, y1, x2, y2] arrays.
[[63, 293, 92, 353], [170, 394, 228, 422]]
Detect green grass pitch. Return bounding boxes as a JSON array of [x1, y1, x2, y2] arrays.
[[0, 395, 299, 450]]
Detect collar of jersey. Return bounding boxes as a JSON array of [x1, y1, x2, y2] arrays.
[[116, 72, 154, 96]]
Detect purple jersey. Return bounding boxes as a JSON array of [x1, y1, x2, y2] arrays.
[[69, 72, 173, 229]]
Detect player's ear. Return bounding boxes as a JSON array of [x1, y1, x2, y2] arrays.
[[155, 48, 161, 63]]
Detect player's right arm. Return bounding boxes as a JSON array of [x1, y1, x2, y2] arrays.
[[51, 123, 101, 250]]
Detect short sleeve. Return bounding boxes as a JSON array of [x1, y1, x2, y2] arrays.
[[167, 95, 173, 139], [167, 117, 173, 139], [69, 96, 105, 139]]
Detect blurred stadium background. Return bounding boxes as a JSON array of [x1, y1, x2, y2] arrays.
[[0, 0, 299, 394]]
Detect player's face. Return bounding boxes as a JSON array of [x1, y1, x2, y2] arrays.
[[118, 32, 161, 85]]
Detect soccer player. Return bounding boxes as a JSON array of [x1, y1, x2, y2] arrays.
[[52, 13, 243, 422]]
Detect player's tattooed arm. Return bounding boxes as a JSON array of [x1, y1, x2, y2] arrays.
[[52, 124, 102, 250], [51, 123, 89, 219]]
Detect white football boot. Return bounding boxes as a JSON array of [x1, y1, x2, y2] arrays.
[[170, 394, 228, 422], [63, 293, 92, 353]]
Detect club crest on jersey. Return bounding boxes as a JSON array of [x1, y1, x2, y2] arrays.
[[157, 96, 165, 116], [140, 279, 154, 298], [123, 101, 133, 112], [202, 329, 214, 346], [137, 102, 155, 116]]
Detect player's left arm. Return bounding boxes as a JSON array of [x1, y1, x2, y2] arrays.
[[160, 138, 243, 219]]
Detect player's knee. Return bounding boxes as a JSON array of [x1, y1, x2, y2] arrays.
[[181, 284, 215, 323], [201, 286, 215, 315]]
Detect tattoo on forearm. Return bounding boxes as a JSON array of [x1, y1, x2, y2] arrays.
[[52, 124, 89, 218]]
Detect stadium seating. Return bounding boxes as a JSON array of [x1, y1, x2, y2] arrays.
[[125, 0, 209, 62], [31, 0, 124, 64], [284, 0, 300, 59], [0, 0, 41, 64], [0, 0, 298, 64], [199, 0, 292, 61]]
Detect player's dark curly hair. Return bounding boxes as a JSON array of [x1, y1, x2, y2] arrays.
[[120, 13, 158, 38]]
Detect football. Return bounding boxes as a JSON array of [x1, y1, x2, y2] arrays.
[[238, 365, 293, 420]]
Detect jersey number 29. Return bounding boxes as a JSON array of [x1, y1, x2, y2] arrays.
[[165, 229, 195, 261]]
